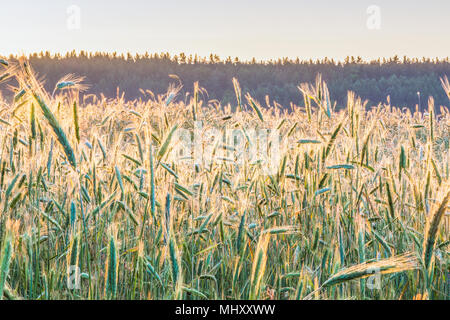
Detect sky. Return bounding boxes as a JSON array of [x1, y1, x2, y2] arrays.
[[1, 0, 449, 61]]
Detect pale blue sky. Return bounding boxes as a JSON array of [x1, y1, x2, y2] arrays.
[[1, 0, 449, 61]]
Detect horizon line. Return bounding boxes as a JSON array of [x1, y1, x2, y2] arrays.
[[2, 50, 450, 65]]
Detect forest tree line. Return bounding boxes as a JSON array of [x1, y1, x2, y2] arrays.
[[1, 51, 450, 111]]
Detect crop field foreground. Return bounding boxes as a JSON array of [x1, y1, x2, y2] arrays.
[[0, 58, 449, 300]]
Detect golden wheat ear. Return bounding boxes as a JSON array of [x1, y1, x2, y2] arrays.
[[441, 76, 450, 101], [11, 59, 78, 168], [53, 74, 89, 97], [322, 252, 419, 287], [423, 189, 450, 271]]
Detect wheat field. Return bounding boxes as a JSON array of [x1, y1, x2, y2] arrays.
[[0, 57, 449, 300]]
